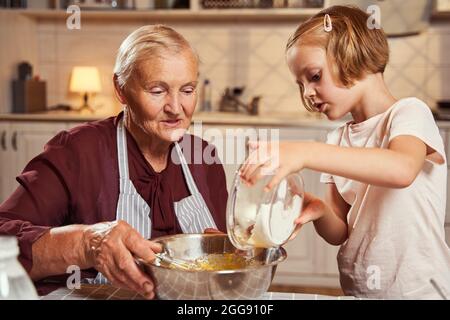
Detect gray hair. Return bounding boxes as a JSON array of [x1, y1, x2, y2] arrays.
[[114, 25, 199, 89]]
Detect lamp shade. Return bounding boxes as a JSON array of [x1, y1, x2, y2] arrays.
[[70, 66, 102, 93]]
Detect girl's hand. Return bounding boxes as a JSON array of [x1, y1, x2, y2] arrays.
[[288, 192, 327, 241], [239, 141, 306, 191]]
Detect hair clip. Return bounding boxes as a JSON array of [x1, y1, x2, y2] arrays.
[[324, 14, 332, 32]]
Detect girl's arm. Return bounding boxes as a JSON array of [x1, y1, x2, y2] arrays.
[[315, 184, 350, 245], [294, 185, 349, 246], [240, 135, 427, 191], [302, 135, 427, 188]]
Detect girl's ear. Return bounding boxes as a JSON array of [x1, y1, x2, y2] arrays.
[[113, 74, 127, 105]]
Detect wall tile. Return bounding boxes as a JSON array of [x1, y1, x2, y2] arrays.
[[388, 32, 429, 68], [39, 64, 58, 107], [37, 21, 56, 33], [260, 94, 306, 117], [246, 32, 288, 67], [427, 33, 450, 67], [427, 65, 450, 102], [36, 20, 450, 118], [246, 61, 295, 97], [55, 34, 121, 65], [38, 32, 57, 63], [384, 65, 432, 105]]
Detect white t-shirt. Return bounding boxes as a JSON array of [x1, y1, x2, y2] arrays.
[[321, 97, 450, 299]]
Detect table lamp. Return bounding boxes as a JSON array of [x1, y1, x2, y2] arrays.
[[70, 66, 101, 114]]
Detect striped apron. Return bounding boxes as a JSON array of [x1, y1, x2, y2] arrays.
[[93, 118, 217, 284]]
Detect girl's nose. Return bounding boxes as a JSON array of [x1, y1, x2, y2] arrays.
[[303, 84, 316, 101]]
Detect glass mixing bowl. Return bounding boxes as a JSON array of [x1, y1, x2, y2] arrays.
[[226, 169, 305, 251]]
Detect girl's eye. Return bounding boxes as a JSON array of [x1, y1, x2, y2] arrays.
[[311, 73, 321, 82]]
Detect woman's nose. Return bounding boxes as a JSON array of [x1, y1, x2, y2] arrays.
[[164, 93, 182, 115]]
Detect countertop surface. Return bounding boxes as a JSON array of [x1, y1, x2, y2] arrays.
[[0, 111, 345, 128], [40, 284, 358, 300], [2, 110, 449, 129]]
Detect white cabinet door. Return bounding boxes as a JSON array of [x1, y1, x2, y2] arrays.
[[272, 127, 340, 286], [0, 122, 67, 201], [0, 122, 15, 203], [197, 124, 250, 191], [438, 127, 450, 247], [275, 127, 324, 281], [439, 128, 449, 166], [11, 122, 67, 174], [438, 129, 450, 224]]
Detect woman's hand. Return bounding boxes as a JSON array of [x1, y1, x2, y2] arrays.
[[83, 220, 162, 299], [239, 141, 308, 191], [288, 192, 327, 241]]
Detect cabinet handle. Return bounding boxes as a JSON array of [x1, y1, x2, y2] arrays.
[[11, 131, 17, 151], [1, 131, 6, 151]]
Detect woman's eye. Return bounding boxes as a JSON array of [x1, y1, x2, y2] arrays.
[[150, 89, 165, 95], [182, 87, 195, 95]]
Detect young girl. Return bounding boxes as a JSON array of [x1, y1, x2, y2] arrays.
[[240, 5, 450, 299]]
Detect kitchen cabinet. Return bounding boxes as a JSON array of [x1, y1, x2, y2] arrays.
[[439, 128, 450, 226], [438, 128, 450, 247], [446, 226, 450, 246], [447, 174, 450, 225], [0, 121, 68, 203], [12, 122, 67, 176], [0, 121, 13, 202]]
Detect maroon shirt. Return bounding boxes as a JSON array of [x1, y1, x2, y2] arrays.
[[0, 112, 228, 294]]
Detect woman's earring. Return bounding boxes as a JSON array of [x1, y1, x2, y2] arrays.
[[324, 14, 332, 33]]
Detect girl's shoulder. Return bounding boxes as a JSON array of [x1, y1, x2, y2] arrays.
[[324, 97, 437, 146], [388, 97, 437, 130], [389, 97, 432, 115]]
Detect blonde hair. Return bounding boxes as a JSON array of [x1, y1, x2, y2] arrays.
[[286, 5, 389, 111], [114, 24, 198, 89]]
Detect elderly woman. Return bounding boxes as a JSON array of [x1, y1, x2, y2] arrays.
[[0, 25, 228, 299]]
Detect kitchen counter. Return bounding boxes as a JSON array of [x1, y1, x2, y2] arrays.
[[192, 112, 345, 129], [0, 111, 108, 122], [2, 110, 449, 129], [0, 111, 344, 129]]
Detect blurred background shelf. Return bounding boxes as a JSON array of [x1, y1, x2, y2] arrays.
[[9, 8, 320, 22], [3, 0, 449, 22], [0, 0, 324, 21]]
